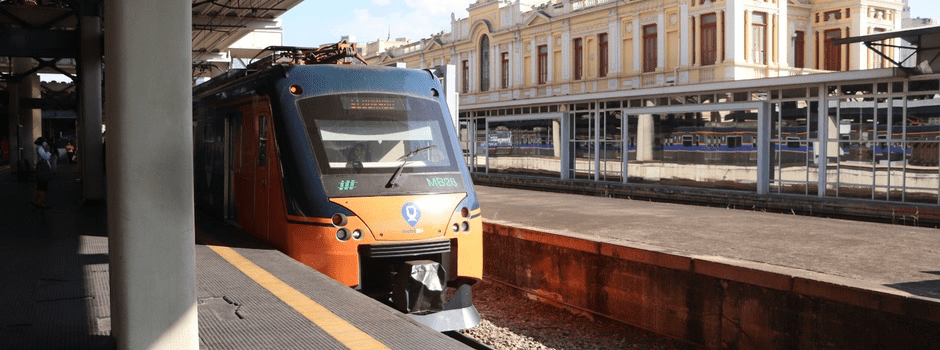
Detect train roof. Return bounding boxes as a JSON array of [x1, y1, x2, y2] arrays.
[[193, 43, 373, 97]]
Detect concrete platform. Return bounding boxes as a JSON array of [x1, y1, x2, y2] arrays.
[[476, 185, 940, 297], [193, 213, 466, 350], [0, 162, 468, 349], [475, 185, 940, 349]]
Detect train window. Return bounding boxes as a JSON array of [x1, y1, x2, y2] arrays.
[[786, 136, 800, 149], [258, 116, 267, 167], [726, 136, 742, 148], [682, 135, 693, 147], [298, 93, 458, 178]]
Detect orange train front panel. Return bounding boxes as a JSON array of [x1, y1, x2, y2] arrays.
[[281, 194, 482, 287]]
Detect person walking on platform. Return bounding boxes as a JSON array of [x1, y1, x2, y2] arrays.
[[32, 137, 52, 209], [48, 137, 58, 175], [65, 141, 75, 163]]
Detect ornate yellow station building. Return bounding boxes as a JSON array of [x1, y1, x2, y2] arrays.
[[368, 0, 905, 100]]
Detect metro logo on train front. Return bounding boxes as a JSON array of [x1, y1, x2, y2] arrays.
[[401, 202, 421, 227]]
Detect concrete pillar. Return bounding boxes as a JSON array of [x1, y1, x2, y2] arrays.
[[771, 14, 778, 65], [825, 118, 840, 156], [456, 52, 463, 92], [104, 1, 198, 349], [80, 15, 105, 201], [514, 34, 523, 87], [491, 43, 498, 90], [757, 102, 771, 195], [852, 7, 864, 70], [743, 10, 751, 62], [694, 13, 702, 66], [657, 14, 665, 70], [820, 95, 836, 197], [609, 12, 621, 74], [23, 74, 40, 157], [11, 58, 41, 171], [469, 50, 476, 92], [531, 39, 537, 84], [637, 114, 655, 161], [561, 26, 570, 81], [679, 5, 689, 67], [547, 35, 554, 83], [553, 119, 562, 158], [7, 65, 20, 174], [633, 21, 641, 73], [717, 10, 725, 63], [776, 0, 789, 69], [728, 0, 744, 64], [560, 114, 571, 179]]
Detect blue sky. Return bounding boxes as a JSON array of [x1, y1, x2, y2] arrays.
[[908, 0, 940, 22], [280, 0, 470, 47], [280, 0, 940, 48]]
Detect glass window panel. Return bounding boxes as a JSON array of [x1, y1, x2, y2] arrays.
[[483, 119, 559, 178], [782, 88, 806, 99]]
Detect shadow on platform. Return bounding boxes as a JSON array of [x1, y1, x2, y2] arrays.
[[0, 161, 114, 350], [886, 271, 940, 300]]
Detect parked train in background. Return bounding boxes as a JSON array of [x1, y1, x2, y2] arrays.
[[192, 43, 482, 331], [479, 113, 940, 167]]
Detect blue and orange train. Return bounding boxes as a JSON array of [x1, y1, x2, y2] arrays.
[[193, 44, 482, 331]]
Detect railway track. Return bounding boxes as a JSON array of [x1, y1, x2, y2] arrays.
[[444, 331, 494, 350]]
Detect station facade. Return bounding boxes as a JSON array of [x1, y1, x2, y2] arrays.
[[364, 0, 940, 206]]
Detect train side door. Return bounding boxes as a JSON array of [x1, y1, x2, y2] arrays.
[[234, 97, 274, 240], [254, 101, 274, 241]]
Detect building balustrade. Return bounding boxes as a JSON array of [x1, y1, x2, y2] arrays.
[[571, 0, 613, 11], [458, 65, 830, 107]]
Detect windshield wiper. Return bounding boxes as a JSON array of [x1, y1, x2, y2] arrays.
[[385, 145, 435, 188]]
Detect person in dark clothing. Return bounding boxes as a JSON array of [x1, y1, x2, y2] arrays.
[[32, 137, 52, 208]]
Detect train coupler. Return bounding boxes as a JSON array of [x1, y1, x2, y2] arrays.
[[391, 260, 480, 332], [392, 260, 445, 313]]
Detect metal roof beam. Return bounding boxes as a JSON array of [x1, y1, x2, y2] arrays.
[[0, 27, 78, 58], [192, 14, 278, 27]]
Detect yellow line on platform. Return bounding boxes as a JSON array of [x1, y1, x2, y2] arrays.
[[207, 245, 390, 350]]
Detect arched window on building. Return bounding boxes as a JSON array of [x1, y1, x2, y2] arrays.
[[824, 29, 842, 71], [752, 12, 767, 65], [643, 24, 657, 73], [598, 33, 608, 77], [573, 38, 583, 80], [701, 13, 717, 66], [501, 52, 510, 88], [480, 35, 490, 92], [462, 60, 469, 93], [794, 31, 805, 68], [538, 44, 548, 84]]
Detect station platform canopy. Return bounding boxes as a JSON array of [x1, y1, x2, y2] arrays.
[[0, 0, 303, 81], [192, 0, 303, 77], [834, 24, 940, 74]]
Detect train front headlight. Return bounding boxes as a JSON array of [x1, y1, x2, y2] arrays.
[[450, 207, 472, 234], [336, 228, 350, 241], [331, 213, 348, 227]]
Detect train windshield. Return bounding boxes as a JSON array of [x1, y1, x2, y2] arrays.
[[298, 93, 464, 196]]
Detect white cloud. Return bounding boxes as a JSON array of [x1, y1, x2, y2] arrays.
[[404, 0, 469, 17], [338, 2, 469, 43]]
